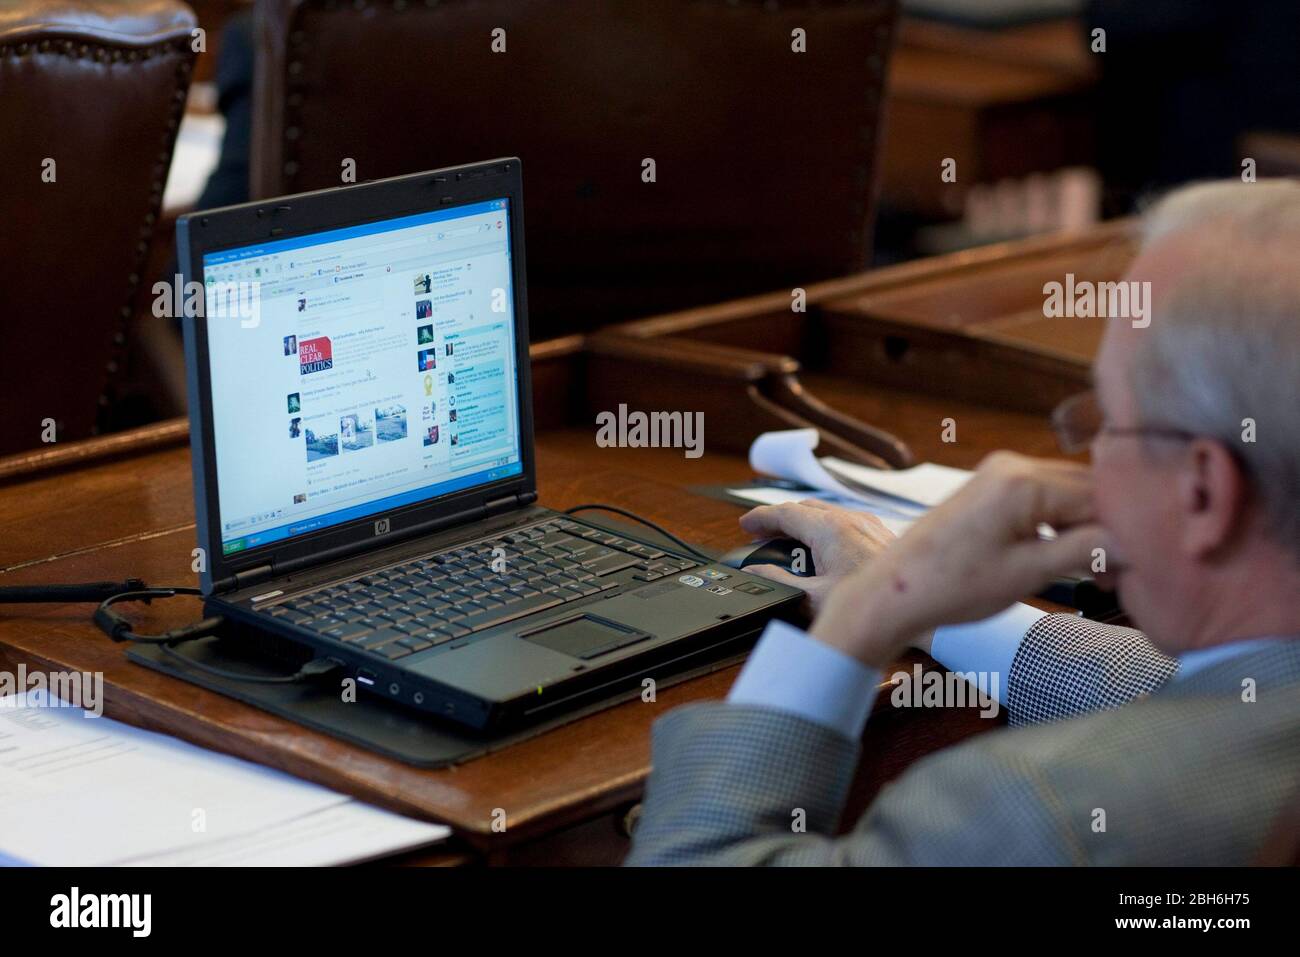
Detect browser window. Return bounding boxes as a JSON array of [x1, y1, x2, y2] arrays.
[[202, 198, 523, 555]]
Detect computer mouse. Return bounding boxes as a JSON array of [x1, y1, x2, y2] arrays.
[[719, 538, 816, 577]]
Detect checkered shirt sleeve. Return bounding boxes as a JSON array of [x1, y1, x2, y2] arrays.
[[1005, 613, 1179, 727]]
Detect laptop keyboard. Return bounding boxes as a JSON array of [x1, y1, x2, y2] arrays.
[[257, 519, 699, 661]]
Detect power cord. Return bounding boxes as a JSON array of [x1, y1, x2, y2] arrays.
[[91, 585, 214, 644], [0, 580, 342, 686], [562, 503, 715, 562]]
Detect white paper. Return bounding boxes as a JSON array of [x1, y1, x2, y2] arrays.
[[821, 457, 972, 509], [747, 429, 968, 511], [118, 803, 445, 867], [0, 693, 449, 866], [725, 487, 916, 536], [749, 429, 866, 502]]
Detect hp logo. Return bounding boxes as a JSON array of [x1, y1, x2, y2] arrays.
[[374, 519, 391, 536]]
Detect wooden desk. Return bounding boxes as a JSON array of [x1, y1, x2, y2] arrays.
[[0, 226, 1109, 865], [0, 431, 1023, 866]]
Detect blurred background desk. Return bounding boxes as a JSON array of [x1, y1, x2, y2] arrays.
[[11, 0, 1297, 458]]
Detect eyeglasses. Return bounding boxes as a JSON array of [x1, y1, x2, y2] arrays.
[[1051, 390, 1196, 455]]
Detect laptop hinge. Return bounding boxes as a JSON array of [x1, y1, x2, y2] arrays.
[[222, 564, 275, 592], [486, 491, 534, 512]]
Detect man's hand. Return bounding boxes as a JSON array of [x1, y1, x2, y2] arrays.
[[810, 453, 1110, 668], [738, 499, 897, 613]]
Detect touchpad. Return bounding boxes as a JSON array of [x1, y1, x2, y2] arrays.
[[520, 615, 651, 660]]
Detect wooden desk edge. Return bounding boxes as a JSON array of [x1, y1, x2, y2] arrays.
[[615, 221, 1135, 339]]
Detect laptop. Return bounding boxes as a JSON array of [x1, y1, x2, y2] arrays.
[[177, 158, 801, 731]]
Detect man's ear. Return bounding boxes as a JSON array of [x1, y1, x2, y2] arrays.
[[1177, 438, 1249, 559]]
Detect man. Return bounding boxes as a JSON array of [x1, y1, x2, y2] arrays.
[[626, 180, 1300, 865]]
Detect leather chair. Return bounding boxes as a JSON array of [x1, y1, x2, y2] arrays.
[[251, 0, 899, 340], [0, 0, 196, 458]]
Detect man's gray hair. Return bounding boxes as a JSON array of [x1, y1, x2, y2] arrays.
[[1134, 179, 1300, 559]]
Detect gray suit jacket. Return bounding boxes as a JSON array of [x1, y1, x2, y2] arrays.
[[625, 615, 1300, 865]]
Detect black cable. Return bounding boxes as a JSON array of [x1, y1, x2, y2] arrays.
[[1, 581, 340, 686], [563, 503, 715, 562], [91, 587, 210, 643], [0, 579, 150, 604], [158, 643, 342, 685]]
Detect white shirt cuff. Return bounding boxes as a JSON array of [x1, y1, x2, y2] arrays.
[[928, 603, 1048, 704], [728, 619, 882, 739]]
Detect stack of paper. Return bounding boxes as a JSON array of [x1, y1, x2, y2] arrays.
[[728, 428, 974, 532], [0, 692, 450, 866]]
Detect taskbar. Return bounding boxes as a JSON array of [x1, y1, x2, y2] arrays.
[[220, 458, 523, 555]]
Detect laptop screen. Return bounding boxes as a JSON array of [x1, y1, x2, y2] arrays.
[[201, 198, 524, 556]]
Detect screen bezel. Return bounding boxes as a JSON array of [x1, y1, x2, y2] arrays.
[[178, 160, 535, 594]]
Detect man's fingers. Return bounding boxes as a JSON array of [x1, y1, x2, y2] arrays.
[[1011, 523, 1110, 584], [853, 511, 897, 546], [738, 505, 786, 538], [738, 502, 830, 544], [745, 563, 816, 592], [797, 498, 834, 511], [1002, 464, 1096, 538], [1040, 473, 1097, 529]]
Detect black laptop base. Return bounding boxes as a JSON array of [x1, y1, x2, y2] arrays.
[[125, 625, 758, 768], [124, 514, 794, 765], [211, 509, 802, 732]]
